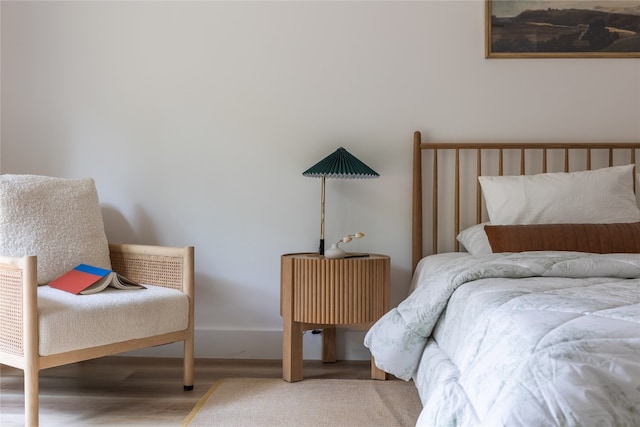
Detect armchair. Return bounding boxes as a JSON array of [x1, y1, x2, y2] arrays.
[[0, 175, 194, 427]]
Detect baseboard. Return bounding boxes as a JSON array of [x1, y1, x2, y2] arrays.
[[122, 328, 371, 360]]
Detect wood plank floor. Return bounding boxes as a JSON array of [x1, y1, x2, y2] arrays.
[[1, 357, 374, 426]]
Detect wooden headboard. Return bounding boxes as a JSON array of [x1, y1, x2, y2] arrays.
[[412, 131, 640, 270]]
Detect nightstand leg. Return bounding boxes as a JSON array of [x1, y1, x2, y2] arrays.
[[371, 356, 387, 380], [283, 319, 304, 382], [321, 327, 336, 363]]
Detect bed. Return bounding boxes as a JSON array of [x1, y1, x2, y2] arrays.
[[364, 132, 640, 426]]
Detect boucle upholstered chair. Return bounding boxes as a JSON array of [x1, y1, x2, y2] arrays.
[[0, 175, 194, 427]]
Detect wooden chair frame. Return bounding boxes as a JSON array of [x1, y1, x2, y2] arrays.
[[0, 243, 195, 427]]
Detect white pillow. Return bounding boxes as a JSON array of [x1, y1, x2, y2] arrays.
[[456, 223, 492, 255], [478, 165, 640, 225], [0, 175, 112, 285]]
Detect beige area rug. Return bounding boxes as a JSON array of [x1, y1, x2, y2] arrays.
[[182, 378, 422, 427]]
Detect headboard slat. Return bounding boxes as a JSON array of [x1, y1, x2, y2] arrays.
[[476, 148, 482, 224], [609, 148, 614, 167], [454, 149, 460, 252], [433, 147, 439, 257]]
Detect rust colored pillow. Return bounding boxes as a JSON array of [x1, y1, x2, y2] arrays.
[[485, 223, 640, 254]]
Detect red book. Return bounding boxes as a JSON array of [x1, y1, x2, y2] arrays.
[[49, 264, 144, 295]]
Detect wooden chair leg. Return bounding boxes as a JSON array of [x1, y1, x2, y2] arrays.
[[183, 337, 194, 390], [24, 364, 39, 427]]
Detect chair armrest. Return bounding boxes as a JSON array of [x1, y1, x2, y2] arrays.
[[108, 243, 194, 296], [109, 243, 195, 353], [0, 255, 38, 359]]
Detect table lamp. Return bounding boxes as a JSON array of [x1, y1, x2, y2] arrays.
[[302, 147, 379, 255]]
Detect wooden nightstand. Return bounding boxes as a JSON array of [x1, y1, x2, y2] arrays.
[[280, 253, 390, 382]]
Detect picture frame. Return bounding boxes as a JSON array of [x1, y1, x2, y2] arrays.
[[485, 0, 640, 58]]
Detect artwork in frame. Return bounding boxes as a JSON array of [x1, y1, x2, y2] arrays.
[[485, 0, 640, 58]]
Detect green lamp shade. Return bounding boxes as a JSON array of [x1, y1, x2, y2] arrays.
[[302, 147, 379, 179]]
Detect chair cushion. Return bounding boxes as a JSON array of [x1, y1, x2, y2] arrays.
[[0, 175, 112, 284], [38, 285, 189, 356]]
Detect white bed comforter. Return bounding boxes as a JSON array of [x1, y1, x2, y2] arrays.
[[364, 252, 640, 427]]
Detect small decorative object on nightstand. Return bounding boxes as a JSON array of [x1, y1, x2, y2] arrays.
[[323, 244, 346, 259], [280, 252, 390, 382], [324, 232, 365, 259]]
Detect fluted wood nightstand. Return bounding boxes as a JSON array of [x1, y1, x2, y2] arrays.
[[280, 253, 390, 382]]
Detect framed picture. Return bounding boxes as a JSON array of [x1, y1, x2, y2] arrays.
[[485, 0, 640, 58]]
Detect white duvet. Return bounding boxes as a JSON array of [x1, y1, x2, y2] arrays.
[[364, 252, 640, 427]]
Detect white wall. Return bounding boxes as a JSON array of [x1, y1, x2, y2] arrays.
[[2, 1, 639, 360]]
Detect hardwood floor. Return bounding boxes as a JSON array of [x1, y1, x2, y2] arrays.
[[0, 357, 373, 426]]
